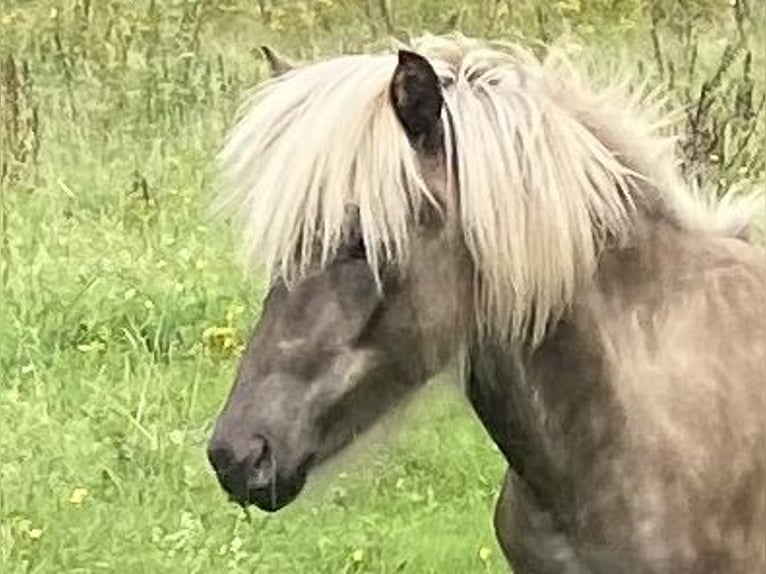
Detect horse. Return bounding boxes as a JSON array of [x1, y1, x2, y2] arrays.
[[206, 35, 766, 573]]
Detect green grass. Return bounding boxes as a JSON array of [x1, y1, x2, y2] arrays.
[[0, 122, 507, 571], [0, 1, 762, 573], [0, 2, 510, 570]]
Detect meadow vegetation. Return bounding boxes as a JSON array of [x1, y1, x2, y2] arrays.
[[1, 1, 763, 572]]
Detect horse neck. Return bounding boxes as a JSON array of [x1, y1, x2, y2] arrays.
[[465, 215, 705, 499]]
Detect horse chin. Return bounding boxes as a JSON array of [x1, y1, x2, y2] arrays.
[[246, 435, 352, 512], [242, 469, 308, 512]]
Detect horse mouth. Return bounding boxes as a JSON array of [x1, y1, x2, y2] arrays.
[[238, 474, 307, 512], [232, 455, 314, 512]]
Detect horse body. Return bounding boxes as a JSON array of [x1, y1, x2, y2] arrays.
[[207, 35, 766, 573], [472, 220, 766, 572]]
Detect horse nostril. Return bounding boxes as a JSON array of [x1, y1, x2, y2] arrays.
[[207, 440, 235, 476], [247, 434, 274, 490], [207, 433, 276, 503]]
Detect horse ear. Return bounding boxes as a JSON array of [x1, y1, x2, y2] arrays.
[[390, 50, 443, 147], [261, 45, 294, 77]]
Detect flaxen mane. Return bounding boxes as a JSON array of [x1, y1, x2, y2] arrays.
[[217, 34, 761, 344]]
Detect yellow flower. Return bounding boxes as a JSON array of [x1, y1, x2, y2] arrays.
[[479, 546, 492, 562], [202, 326, 240, 356], [69, 487, 88, 505], [28, 528, 43, 540], [351, 549, 364, 563]]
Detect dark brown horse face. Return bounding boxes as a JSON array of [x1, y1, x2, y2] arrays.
[[208, 226, 468, 511], [208, 49, 463, 512]]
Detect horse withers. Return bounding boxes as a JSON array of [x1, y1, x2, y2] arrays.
[[207, 36, 766, 573]]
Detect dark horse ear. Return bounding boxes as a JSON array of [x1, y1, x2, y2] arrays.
[[390, 50, 443, 148], [261, 46, 294, 77]]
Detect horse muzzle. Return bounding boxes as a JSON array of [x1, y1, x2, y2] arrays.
[[207, 433, 308, 511]]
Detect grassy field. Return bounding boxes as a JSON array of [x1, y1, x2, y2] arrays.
[[1, 1, 763, 573]]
